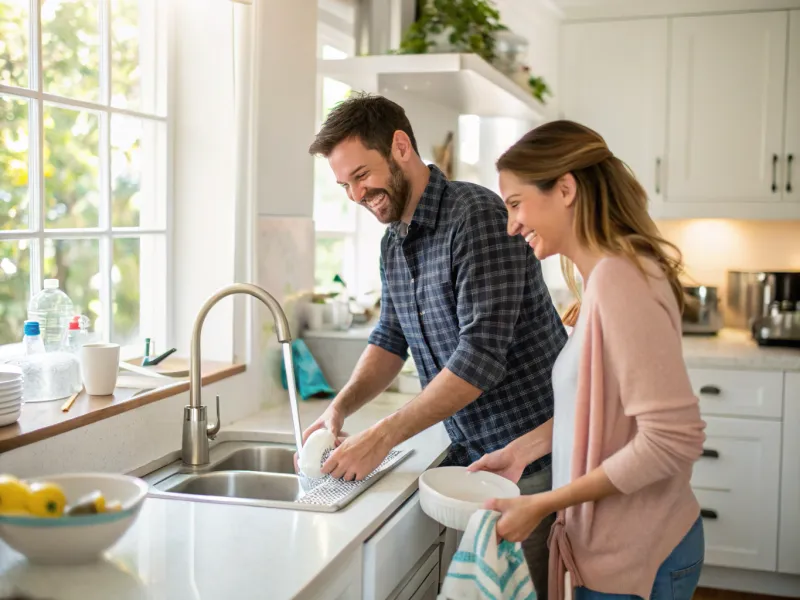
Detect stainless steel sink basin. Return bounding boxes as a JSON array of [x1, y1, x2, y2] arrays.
[[141, 439, 413, 513], [165, 472, 303, 502], [209, 446, 296, 474]]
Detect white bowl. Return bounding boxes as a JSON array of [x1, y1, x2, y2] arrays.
[[418, 466, 521, 531], [0, 473, 148, 565]]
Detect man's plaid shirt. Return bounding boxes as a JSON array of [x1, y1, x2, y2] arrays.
[[368, 165, 568, 478]]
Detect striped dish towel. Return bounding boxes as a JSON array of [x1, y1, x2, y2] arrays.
[[439, 509, 536, 600]]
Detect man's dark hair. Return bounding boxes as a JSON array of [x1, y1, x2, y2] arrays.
[[308, 92, 420, 158]]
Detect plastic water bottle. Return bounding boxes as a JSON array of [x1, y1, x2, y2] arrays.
[[63, 315, 90, 354], [28, 279, 74, 352], [23, 320, 45, 355]]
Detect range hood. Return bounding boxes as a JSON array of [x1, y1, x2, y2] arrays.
[[319, 0, 552, 123]]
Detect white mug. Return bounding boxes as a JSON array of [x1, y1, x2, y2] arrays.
[[80, 343, 121, 396]]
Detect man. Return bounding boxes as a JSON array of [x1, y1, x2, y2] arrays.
[[304, 93, 567, 595]]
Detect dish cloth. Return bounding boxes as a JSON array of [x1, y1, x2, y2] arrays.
[[280, 339, 336, 400], [439, 509, 536, 600]]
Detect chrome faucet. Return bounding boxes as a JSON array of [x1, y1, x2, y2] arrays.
[[182, 283, 304, 467]]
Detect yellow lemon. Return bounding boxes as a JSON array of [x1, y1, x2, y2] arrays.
[[27, 482, 67, 518], [0, 475, 31, 514]]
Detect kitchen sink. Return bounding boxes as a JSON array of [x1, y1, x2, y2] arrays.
[[141, 439, 413, 513], [164, 472, 303, 502], [209, 446, 296, 474]]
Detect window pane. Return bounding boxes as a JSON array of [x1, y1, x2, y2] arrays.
[[313, 77, 356, 233], [112, 235, 166, 347], [42, 0, 101, 102], [111, 115, 166, 228], [0, 239, 30, 345], [315, 236, 355, 292], [111, 0, 166, 114], [43, 238, 102, 337], [44, 104, 100, 228], [0, 0, 29, 88], [0, 95, 30, 230], [313, 156, 356, 232]]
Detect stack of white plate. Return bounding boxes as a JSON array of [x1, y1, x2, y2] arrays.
[[0, 366, 23, 427]]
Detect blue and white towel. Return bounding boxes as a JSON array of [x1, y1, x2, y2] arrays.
[[439, 509, 536, 600]]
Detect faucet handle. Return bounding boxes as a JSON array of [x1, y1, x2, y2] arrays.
[[207, 395, 221, 439]]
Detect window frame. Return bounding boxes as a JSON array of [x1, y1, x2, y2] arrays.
[[0, 0, 171, 359]]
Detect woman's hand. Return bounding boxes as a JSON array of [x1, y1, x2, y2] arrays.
[[485, 493, 554, 543], [467, 445, 527, 483]]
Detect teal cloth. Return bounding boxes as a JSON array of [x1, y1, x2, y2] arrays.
[[280, 339, 336, 400]]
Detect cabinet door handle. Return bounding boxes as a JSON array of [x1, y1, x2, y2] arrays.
[[772, 154, 779, 192], [701, 508, 718, 520], [788, 154, 794, 193], [655, 157, 662, 195], [701, 448, 719, 458], [699, 385, 721, 395]]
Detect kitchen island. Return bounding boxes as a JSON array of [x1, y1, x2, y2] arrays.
[[0, 392, 452, 600]]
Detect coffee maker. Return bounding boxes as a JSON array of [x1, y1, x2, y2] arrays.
[[726, 270, 800, 347]]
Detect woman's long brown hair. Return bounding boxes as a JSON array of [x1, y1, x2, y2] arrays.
[[496, 120, 684, 326]]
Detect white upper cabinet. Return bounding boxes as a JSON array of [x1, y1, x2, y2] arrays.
[[561, 9, 800, 219], [666, 11, 787, 204], [561, 19, 668, 203], [785, 11, 800, 202]]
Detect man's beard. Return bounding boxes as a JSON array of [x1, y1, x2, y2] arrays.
[[360, 158, 411, 224]]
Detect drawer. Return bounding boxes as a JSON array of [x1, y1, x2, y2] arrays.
[[691, 417, 781, 571], [389, 544, 440, 600], [363, 492, 441, 600], [687, 368, 783, 419]]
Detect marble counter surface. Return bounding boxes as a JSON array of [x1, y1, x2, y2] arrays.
[[682, 328, 800, 371], [0, 392, 451, 600]]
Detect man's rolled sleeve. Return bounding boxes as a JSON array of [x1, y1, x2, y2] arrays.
[[367, 260, 409, 360], [444, 206, 528, 391]]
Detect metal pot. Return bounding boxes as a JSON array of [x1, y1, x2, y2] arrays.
[[682, 285, 722, 335]]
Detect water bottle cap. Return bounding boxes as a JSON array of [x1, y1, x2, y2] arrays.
[[24, 320, 41, 336], [43, 279, 59, 290], [68, 319, 80, 330]]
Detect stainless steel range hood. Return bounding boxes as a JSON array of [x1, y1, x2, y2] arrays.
[[321, 0, 551, 123]]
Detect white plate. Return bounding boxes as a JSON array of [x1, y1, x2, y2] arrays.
[[0, 407, 21, 426], [0, 379, 23, 390], [0, 389, 23, 402], [418, 466, 521, 531], [0, 396, 22, 409]]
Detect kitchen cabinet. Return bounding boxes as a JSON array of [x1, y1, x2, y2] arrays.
[[667, 11, 788, 205], [687, 367, 785, 572], [692, 417, 781, 571], [785, 11, 800, 203], [560, 9, 800, 219], [362, 492, 443, 600], [561, 19, 668, 203], [779, 372, 800, 575]]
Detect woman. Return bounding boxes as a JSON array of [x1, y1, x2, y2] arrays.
[[468, 120, 707, 600]]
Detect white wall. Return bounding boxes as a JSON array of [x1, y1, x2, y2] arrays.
[[0, 373, 258, 477], [170, 0, 237, 363]]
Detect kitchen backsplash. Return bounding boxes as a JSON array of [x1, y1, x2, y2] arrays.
[[656, 219, 800, 297], [540, 219, 800, 314]]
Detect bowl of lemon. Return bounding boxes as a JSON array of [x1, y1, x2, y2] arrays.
[[0, 472, 148, 565]]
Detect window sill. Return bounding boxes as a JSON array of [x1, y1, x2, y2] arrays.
[[0, 360, 246, 454]]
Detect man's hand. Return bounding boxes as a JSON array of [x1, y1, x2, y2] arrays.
[[302, 403, 345, 443], [321, 422, 394, 481], [467, 445, 527, 484]]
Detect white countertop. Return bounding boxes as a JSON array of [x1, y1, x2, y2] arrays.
[[0, 392, 451, 600], [682, 328, 800, 371]]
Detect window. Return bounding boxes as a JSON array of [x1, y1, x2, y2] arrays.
[[314, 43, 385, 298], [0, 0, 168, 353]]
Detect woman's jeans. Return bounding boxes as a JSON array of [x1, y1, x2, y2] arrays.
[[574, 515, 705, 600]]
